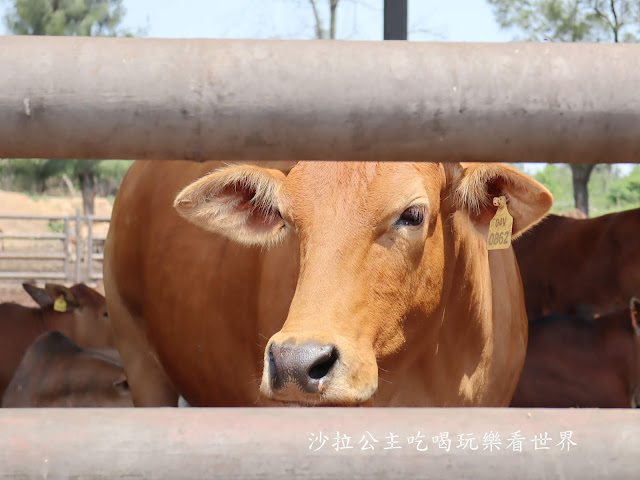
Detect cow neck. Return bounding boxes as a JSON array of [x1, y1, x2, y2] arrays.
[[425, 217, 525, 406]]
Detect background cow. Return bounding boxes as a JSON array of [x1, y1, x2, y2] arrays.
[[0, 282, 114, 397], [511, 298, 640, 408], [2, 331, 132, 408], [514, 208, 640, 317], [105, 160, 551, 407]]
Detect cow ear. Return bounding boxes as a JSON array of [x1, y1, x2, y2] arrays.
[[454, 163, 553, 239], [44, 283, 79, 309], [174, 165, 287, 247], [22, 283, 54, 308]]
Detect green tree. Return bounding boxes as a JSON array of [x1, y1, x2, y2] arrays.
[[533, 163, 574, 211], [607, 166, 640, 208], [487, 0, 640, 215], [4, 0, 128, 36], [3, 0, 134, 214]]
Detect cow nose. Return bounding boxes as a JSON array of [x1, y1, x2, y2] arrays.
[[268, 342, 339, 393]]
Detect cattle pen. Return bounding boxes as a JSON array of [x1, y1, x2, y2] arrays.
[[0, 36, 639, 479], [0, 212, 109, 284]]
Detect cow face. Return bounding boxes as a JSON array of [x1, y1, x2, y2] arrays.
[[175, 162, 551, 406], [23, 282, 114, 350]]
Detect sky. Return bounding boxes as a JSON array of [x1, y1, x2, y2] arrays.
[[117, 0, 513, 43]]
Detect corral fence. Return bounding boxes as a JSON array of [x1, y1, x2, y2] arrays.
[[0, 35, 639, 479], [0, 212, 109, 284]]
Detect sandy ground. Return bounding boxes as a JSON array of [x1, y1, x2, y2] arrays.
[[0, 190, 110, 303]]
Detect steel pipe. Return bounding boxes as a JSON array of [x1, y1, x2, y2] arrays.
[[0, 408, 637, 479], [1, 37, 639, 163]]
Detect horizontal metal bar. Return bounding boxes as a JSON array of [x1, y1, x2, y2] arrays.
[[0, 251, 66, 259], [0, 272, 66, 279], [0, 233, 65, 240], [1, 37, 639, 164], [0, 214, 111, 222], [0, 408, 636, 480], [0, 214, 72, 221], [91, 253, 104, 260]]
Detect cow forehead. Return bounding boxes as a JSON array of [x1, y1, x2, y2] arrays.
[[281, 162, 442, 224], [71, 285, 105, 306]]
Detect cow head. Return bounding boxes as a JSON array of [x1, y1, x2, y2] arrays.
[[23, 282, 114, 350], [175, 162, 552, 406]]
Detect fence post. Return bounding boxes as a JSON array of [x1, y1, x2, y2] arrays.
[[63, 217, 70, 282], [74, 210, 81, 284], [86, 215, 94, 283]]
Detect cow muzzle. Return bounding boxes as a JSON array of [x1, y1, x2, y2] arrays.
[[261, 336, 378, 406], [268, 342, 339, 394]]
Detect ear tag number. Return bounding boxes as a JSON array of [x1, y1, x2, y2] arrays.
[[487, 196, 513, 251], [53, 295, 67, 312]]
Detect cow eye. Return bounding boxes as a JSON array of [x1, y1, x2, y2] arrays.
[[396, 205, 425, 228]]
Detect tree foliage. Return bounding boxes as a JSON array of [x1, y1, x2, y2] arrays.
[[4, 0, 128, 36], [0, 159, 132, 199], [606, 165, 640, 207], [527, 163, 640, 215], [487, 0, 640, 42]]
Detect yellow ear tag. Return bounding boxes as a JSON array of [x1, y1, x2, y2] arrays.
[[487, 196, 513, 251], [53, 295, 67, 313]]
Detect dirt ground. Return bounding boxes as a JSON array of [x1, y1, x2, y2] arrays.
[[0, 190, 110, 303]]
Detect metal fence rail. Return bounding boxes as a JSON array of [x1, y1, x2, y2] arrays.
[[0, 408, 637, 480], [0, 212, 110, 284], [1, 37, 640, 164], [0, 36, 638, 480]]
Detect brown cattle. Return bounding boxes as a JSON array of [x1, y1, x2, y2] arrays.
[[104, 160, 551, 407], [511, 298, 640, 408], [2, 331, 132, 408], [0, 282, 114, 397], [557, 208, 588, 219], [514, 208, 640, 317]]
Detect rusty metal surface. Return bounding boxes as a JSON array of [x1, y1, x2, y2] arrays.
[[0, 37, 639, 163], [0, 408, 637, 479]]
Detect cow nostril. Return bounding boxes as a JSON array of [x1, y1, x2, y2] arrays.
[[308, 346, 339, 380], [268, 344, 277, 383]]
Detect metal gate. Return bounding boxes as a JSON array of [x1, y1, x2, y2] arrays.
[[0, 211, 109, 284]]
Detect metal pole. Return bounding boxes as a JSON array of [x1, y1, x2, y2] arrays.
[[74, 210, 81, 284], [384, 0, 408, 40], [86, 215, 93, 282], [63, 217, 70, 282], [0, 408, 637, 479], [1, 37, 640, 164]]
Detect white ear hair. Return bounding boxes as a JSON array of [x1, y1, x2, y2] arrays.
[[174, 165, 288, 247], [454, 163, 553, 238]]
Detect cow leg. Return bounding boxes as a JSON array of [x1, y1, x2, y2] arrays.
[[106, 290, 178, 407]]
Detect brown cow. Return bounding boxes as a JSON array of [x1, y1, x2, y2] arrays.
[[104, 160, 551, 407], [0, 282, 114, 398], [511, 298, 640, 408], [2, 331, 132, 408], [514, 208, 640, 318]]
